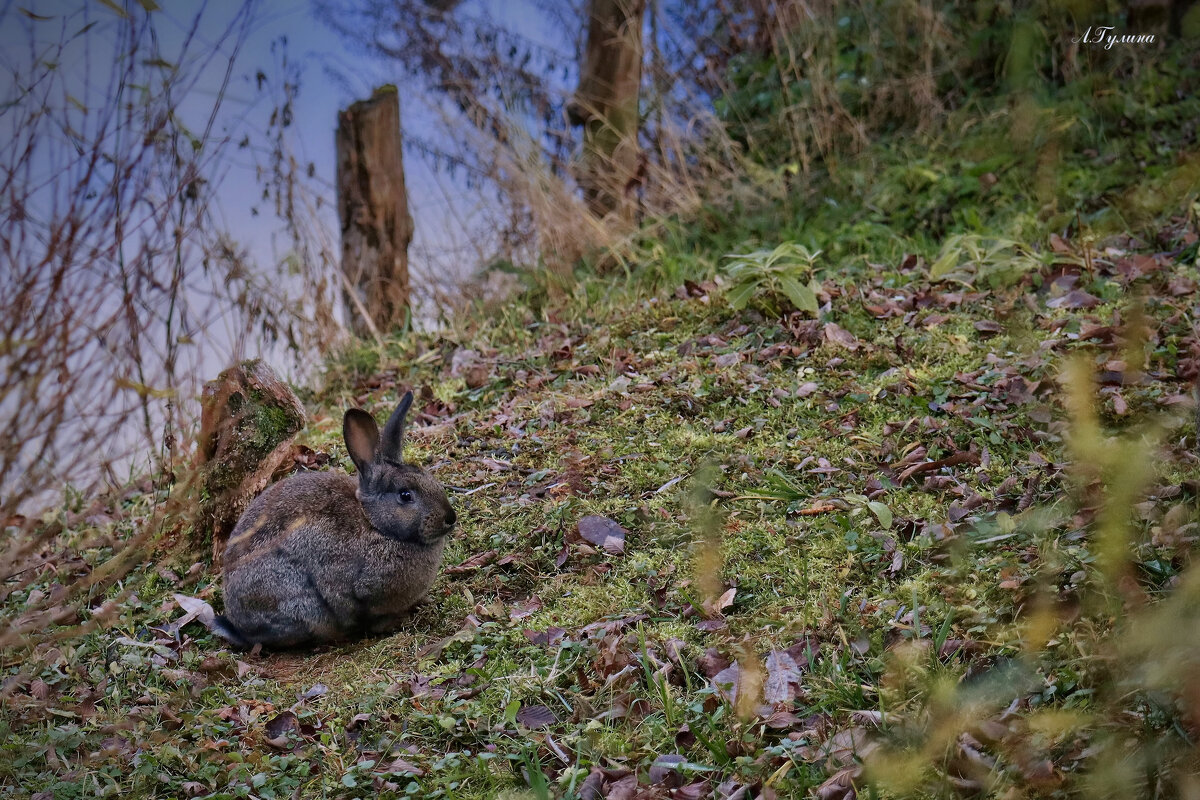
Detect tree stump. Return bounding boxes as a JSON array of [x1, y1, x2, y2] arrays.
[[336, 86, 414, 337], [192, 360, 306, 563]]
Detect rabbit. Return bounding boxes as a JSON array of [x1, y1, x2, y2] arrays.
[[212, 391, 456, 649]]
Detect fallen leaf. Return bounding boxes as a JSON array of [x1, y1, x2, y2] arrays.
[[606, 774, 640, 800], [579, 769, 605, 800], [763, 650, 803, 706], [675, 724, 696, 749], [897, 451, 980, 483], [444, 549, 499, 574], [508, 597, 543, 621], [648, 753, 686, 786], [263, 711, 300, 749], [1046, 289, 1100, 309], [816, 766, 861, 800], [716, 777, 750, 800], [676, 779, 711, 800], [704, 587, 736, 617], [516, 704, 557, 728], [698, 648, 731, 678], [823, 322, 860, 351], [713, 352, 741, 368], [794, 503, 839, 516], [299, 683, 328, 702], [383, 756, 424, 776], [764, 709, 802, 728], [577, 515, 626, 555], [173, 594, 215, 629], [523, 627, 566, 646]]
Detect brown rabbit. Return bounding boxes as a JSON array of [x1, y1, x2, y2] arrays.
[[212, 391, 455, 648]]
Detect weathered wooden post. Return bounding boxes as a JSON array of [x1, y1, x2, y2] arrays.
[[336, 86, 414, 336], [569, 0, 646, 222]]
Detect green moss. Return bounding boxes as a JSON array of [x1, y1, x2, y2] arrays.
[[249, 399, 295, 452]]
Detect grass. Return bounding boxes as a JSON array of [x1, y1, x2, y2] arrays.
[[3, 51, 1200, 800]]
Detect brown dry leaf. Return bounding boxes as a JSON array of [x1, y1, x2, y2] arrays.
[[346, 712, 371, 733], [263, 711, 300, 749], [444, 549, 499, 574], [711, 663, 742, 703], [675, 779, 710, 800], [764, 709, 802, 728], [823, 727, 876, 765], [698, 648, 731, 678], [1168, 274, 1198, 296], [1046, 289, 1100, 309], [605, 774, 640, 800], [1049, 233, 1072, 254], [173, 593, 216, 630], [713, 352, 742, 368], [648, 753, 686, 786], [298, 683, 328, 702], [577, 515, 627, 555], [973, 320, 1003, 336], [816, 766, 861, 800], [523, 627, 566, 647], [716, 778, 751, 800], [823, 322, 860, 351], [795, 503, 839, 516], [516, 704, 557, 728], [897, 451, 980, 483], [384, 756, 424, 776], [703, 587, 736, 618], [1020, 758, 1063, 790], [579, 769, 605, 800], [508, 597, 543, 621], [1078, 323, 1117, 342], [763, 650, 803, 706]]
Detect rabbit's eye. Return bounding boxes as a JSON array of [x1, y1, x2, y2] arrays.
[[398, 490, 414, 504]]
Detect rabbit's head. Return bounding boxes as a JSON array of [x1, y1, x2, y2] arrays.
[[343, 391, 456, 545]]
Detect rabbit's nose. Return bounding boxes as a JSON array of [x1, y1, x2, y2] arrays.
[[444, 507, 457, 529]]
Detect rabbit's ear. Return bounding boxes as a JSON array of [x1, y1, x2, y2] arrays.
[[343, 408, 379, 473], [379, 390, 413, 462]]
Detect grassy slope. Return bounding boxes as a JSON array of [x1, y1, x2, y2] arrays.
[[3, 55, 1200, 800]]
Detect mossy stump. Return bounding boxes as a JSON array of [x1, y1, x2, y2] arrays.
[[193, 360, 306, 563]]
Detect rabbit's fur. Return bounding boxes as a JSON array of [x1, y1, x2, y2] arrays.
[[213, 392, 456, 649]]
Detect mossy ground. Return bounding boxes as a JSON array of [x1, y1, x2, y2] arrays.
[[3, 53, 1200, 800]]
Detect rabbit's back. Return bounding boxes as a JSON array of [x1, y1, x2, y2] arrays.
[[223, 471, 362, 568]]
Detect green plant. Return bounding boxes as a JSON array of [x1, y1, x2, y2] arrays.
[[928, 232, 1063, 286], [721, 242, 822, 315]]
